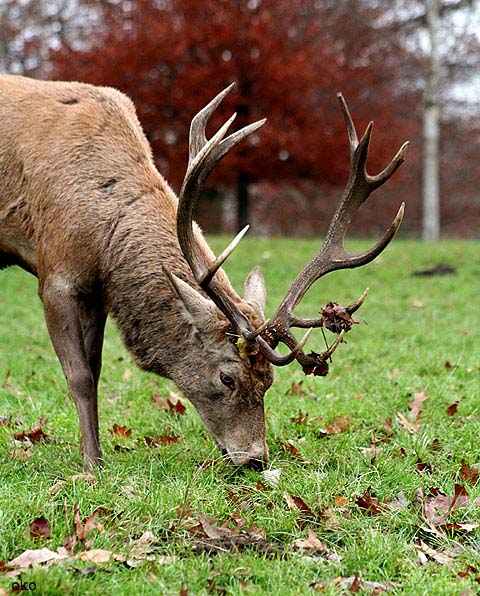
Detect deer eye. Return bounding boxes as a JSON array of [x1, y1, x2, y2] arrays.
[[220, 372, 236, 391]]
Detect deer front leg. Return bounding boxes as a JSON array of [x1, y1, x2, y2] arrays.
[[40, 275, 105, 471]]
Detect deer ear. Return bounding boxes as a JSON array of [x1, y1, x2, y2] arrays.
[[243, 266, 267, 317], [164, 269, 217, 329]]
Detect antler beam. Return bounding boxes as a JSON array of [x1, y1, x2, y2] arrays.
[[255, 93, 408, 371]]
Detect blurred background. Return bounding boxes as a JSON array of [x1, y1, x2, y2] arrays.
[[1, 0, 479, 239]]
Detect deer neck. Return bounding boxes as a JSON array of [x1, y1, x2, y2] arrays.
[[104, 185, 239, 378]]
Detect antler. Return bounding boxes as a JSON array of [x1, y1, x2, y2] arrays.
[[176, 87, 408, 374], [176, 84, 265, 335], [251, 93, 408, 374]]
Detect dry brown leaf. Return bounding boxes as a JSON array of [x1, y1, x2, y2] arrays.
[[13, 426, 49, 443], [409, 390, 429, 420], [8, 447, 34, 460], [293, 528, 328, 552], [153, 393, 187, 415], [76, 549, 114, 563], [197, 512, 236, 539], [109, 424, 132, 438], [276, 440, 304, 459], [355, 488, 384, 516], [291, 409, 309, 425], [66, 503, 109, 552], [396, 412, 419, 433], [417, 540, 455, 566], [315, 576, 388, 593], [446, 401, 460, 416], [49, 473, 98, 496], [325, 415, 350, 435], [320, 302, 360, 334], [29, 516, 51, 541], [145, 434, 180, 446], [460, 460, 479, 485], [125, 531, 161, 568], [418, 484, 480, 529], [388, 491, 408, 510], [8, 548, 68, 569]]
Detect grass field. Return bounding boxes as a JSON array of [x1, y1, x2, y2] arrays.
[[0, 238, 479, 595]]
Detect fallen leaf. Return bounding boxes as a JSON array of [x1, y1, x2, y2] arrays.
[[76, 549, 114, 563], [360, 446, 383, 463], [446, 401, 459, 416], [13, 426, 49, 443], [396, 412, 419, 434], [409, 391, 429, 421], [293, 528, 328, 552], [386, 369, 403, 379], [276, 441, 300, 458], [197, 513, 235, 539], [145, 434, 180, 446], [49, 473, 98, 496], [66, 503, 109, 552], [416, 459, 433, 473], [316, 576, 388, 594], [355, 488, 384, 516], [388, 491, 408, 510], [418, 484, 480, 529], [109, 424, 132, 438], [324, 415, 350, 435], [153, 394, 187, 415], [417, 540, 455, 566], [460, 460, 479, 485], [8, 548, 68, 569], [126, 531, 161, 567], [29, 516, 51, 541], [8, 447, 34, 460]]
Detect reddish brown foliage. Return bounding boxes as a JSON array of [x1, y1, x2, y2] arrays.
[[109, 424, 132, 438], [145, 434, 180, 446], [50, 0, 417, 231], [13, 426, 49, 443]]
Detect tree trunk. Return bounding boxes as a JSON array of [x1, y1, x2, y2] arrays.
[[422, 0, 441, 241], [236, 171, 250, 231]]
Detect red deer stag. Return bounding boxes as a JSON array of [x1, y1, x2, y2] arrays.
[[0, 75, 408, 471]]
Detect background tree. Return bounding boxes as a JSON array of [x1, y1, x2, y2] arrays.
[[49, 0, 415, 232], [385, 0, 480, 240]]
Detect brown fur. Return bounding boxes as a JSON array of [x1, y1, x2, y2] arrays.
[[0, 74, 273, 470]]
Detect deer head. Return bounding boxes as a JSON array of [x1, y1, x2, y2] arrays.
[[162, 85, 408, 468]]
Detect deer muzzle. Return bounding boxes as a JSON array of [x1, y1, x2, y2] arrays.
[[223, 439, 269, 469]]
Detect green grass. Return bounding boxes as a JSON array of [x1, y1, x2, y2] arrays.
[[0, 238, 479, 595]]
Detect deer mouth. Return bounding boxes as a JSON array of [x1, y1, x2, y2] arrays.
[[221, 447, 267, 469]]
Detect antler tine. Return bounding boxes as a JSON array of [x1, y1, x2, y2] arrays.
[[188, 83, 236, 162], [256, 94, 407, 371], [338, 92, 359, 153], [321, 329, 345, 360], [346, 287, 369, 314], [198, 225, 250, 286], [177, 85, 266, 334]]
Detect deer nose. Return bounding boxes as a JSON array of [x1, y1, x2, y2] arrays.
[[246, 458, 266, 471], [225, 442, 269, 467]]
